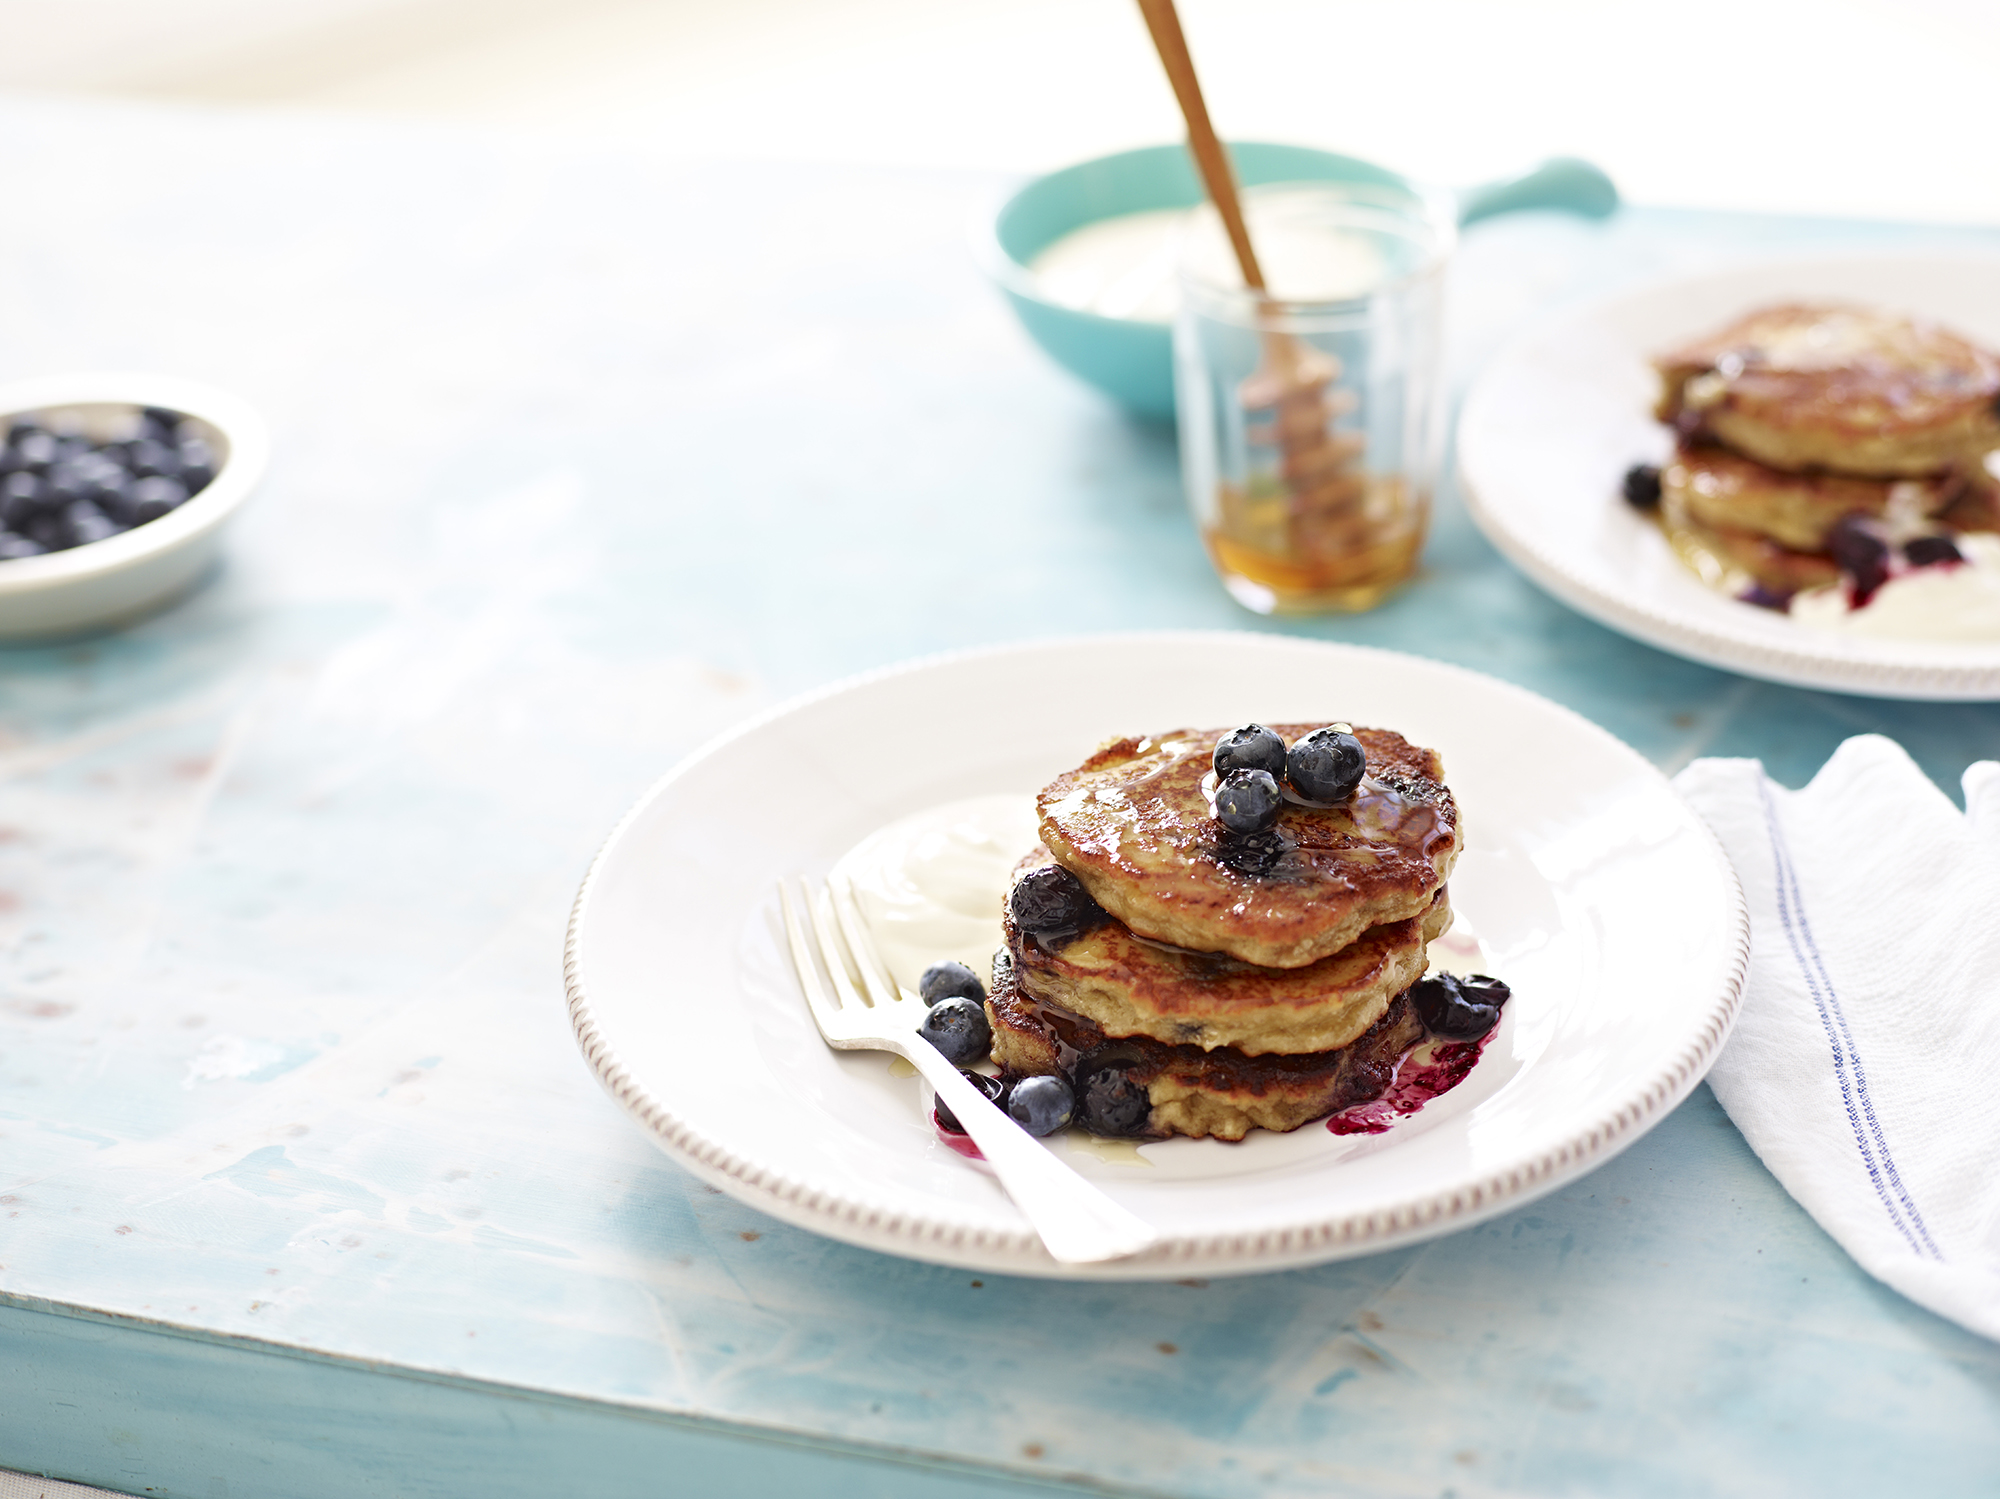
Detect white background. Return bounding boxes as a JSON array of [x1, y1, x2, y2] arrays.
[[1, 0, 1996, 223]]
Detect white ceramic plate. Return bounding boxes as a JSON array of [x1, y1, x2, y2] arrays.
[[1458, 253, 2000, 699], [565, 634, 1747, 1279]]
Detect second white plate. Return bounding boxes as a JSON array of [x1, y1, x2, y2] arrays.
[[565, 634, 1747, 1279], [1458, 253, 2000, 700]]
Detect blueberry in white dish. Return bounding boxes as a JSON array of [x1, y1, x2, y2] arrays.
[[1006, 1073, 1074, 1137], [919, 960, 985, 1007], [1073, 1051, 1150, 1136], [1411, 973, 1504, 1040], [933, 1069, 1006, 1134], [918, 995, 992, 1065], [0, 405, 216, 561]]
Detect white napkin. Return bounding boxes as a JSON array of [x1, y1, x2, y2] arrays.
[[1675, 735, 2000, 1342]]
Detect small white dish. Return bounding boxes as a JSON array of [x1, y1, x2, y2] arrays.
[[0, 372, 269, 639], [564, 634, 1748, 1279], [1457, 253, 2000, 700]]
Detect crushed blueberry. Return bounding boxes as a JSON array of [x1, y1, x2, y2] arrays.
[[1217, 827, 1289, 875], [1411, 974, 1502, 1040], [0, 406, 215, 559], [1212, 723, 1287, 780], [1739, 582, 1792, 611], [1621, 463, 1663, 511], [1009, 864, 1102, 944], [934, 1069, 1005, 1134], [1214, 767, 1282, 834], [1287, 725, 1366, 804], [918, 996, 992, 1065], [1904, 534, 1964, 568], [1006, 1074, 1075, 1137], [919, 960, 985, 1007], [1073, 1051, 1151, 1136], [1827, 514, 1890, 604]]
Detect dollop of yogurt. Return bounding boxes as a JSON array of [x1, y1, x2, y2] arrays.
[[1790, 532, 2000, 641], [826, 794, 1040, 998]]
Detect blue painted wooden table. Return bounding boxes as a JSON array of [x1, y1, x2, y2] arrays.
[[1, 94, 1997, 1499]]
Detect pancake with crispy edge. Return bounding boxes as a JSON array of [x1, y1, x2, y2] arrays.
[[985, 955, 1424, 1141], [1655, 303, 2000, 478], [1664, 441, 1949, 552], [1036, 724, 1458, 969], [1006, 846, 1450, 1056]]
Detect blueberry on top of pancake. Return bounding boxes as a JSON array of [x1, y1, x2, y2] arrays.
[[1036, 724, 1458, 969], [1654, 303, 2000, 478]]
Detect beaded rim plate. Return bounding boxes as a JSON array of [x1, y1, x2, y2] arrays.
[[1458, 253, 2000, 700], [564, 633, 1747, 1279]]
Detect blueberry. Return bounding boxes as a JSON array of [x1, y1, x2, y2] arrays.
[[131, 475, 189, 525], [0, 472, 44, 528], [1073, 1052, 1151, 1136], [1739, 583, 1791, 611], [917, 995, 991, 1066], [1904, 534, 1963, 568], [1411, 974, 1501, 1040], [44, 462, 89, 507], [12, 431, 57, 474], [919, 960, 985, 1007], [1457, 973, 1511, 1009], [1214, 767, 1282, 834], [24, 510, 72, 552], [89, 469, 135, 524], [934, 1069, 1005, 1134], [127, 439, 180, 481], [1009, 864, 1102, 942], [0, 533, 45, 560], [140, 408, 183, 443], [6, 418, 48, 446], [1217, 828, 1288, 875], [66, 501, 118, 546], [1213, 723, 1287, 779], [177, 437, 217, 494], [1006, 1073, 1075, 1137], [1621, 463, 1663, 510], [1827, 514, 1890, 602], [1287, 725, 1366, 804]]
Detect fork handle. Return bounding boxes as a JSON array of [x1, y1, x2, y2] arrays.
[[911, 1044, 1160, 1265]]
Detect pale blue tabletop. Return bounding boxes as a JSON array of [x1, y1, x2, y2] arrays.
[[2, 95, 1998, 1499]]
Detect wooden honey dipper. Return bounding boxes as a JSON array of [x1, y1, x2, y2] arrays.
[[1134, 0, 1373, 571]]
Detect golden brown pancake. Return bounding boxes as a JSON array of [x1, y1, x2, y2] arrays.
[[985, 958, 1424, 1141], [1658, 481, 1841, 595], [1036, 725, 1458, 969], [1006, 845, 1450, 1055], [1664, 441, 1948, 552], [1655, 303, 2000, 478]]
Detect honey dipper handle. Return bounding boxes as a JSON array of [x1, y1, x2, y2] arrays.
[[1134, 0, 1265, 292]]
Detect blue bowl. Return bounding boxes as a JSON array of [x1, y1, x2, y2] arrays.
[[978, 143, 1617, 421]]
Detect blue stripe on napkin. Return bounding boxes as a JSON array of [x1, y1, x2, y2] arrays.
[[1759, 778, 1944, 1262]]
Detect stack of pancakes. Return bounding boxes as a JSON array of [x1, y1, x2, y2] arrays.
[[1653, 303, 2000, 596], [986, 724, 1458, 1141]]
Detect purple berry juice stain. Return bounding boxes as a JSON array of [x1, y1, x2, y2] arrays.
[[1327, 1029, 1497, 1136]]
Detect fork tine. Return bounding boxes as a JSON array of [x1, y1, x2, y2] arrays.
[[829, 876, 904, 1008], [807, 882, 871, 1011], [779, 880, 841, 1031]]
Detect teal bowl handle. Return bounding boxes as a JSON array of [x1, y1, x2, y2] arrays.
[[1457, 157, 1618, 227]]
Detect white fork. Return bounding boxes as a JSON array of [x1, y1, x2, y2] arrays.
[[778, 877, 1158, 1266]]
